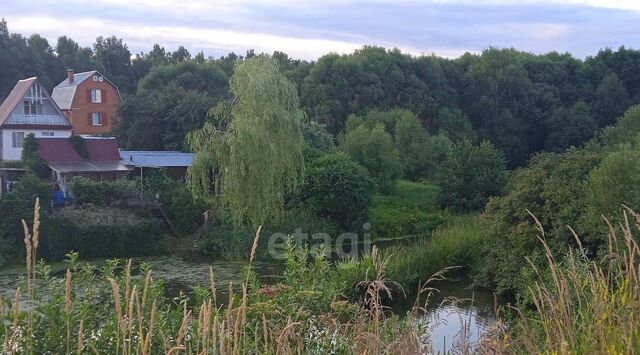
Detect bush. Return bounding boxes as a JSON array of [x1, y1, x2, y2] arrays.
[[338, 124, 402, 193], [41, 216, 166, 260], [0, 174, 52, 265], [71, 176, 138, 206], [198, 208, 337, 260], [437, 139, 507, 212], [300, 152, 375, 228], [144, 170, 207, 234]]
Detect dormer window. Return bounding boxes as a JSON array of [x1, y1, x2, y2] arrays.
[[23, 100, 37, 115], [91, 89, 102, 103]]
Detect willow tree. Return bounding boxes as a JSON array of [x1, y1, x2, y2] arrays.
[[187, 57, 305, 227]]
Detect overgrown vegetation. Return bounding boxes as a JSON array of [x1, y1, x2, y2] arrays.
[[0, 205, 441, 354]]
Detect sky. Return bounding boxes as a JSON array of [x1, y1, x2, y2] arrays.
[[0, 0, 639, 60]]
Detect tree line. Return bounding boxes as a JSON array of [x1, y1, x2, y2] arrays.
[[2, 19, 639, 168]]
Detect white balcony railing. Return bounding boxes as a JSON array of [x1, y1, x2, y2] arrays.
[[5, 114, 69, 125]]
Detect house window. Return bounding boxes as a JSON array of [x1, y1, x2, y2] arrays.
[[23, 100, 37, 115], [91, 112, 103, 126], [93, 75, 98, 81], [91, 89, 102, 103], [41, 132, 54, 137], [11, 132, 24, 148]]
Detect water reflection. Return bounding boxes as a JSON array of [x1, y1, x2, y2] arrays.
[[392, 277, 500, 354]]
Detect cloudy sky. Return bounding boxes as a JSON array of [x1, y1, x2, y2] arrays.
[[1, 0, 639, 60]]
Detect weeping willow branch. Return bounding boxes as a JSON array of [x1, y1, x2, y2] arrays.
[[187, 57, 305, 228]]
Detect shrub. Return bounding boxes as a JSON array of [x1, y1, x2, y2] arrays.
[[300, 152, 375, 228], [338, 124, 402, 193], [41, 216, 165, 260], [437, 139, 507, 212], [71, 176, 138, 206], [0, 174, 52, 265], [144, 170, 207, 234], [21, 133, 49, 178], [506, 210, 640, 353]]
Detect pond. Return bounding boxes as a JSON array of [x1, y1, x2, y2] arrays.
[[0, 255, 499, 353]]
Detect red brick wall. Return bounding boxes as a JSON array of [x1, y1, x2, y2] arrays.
[[64, 78, 120, 135]]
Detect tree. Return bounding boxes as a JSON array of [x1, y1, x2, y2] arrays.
[[188, 57, 305, 227], [301, 152, 375, 227], [591, 73, 629, 127], [115, 62, 229, 150], [437, 140, 506, 211], [93, 36, 133, 93], [21, 133, 49, 178], [434, 107, 476, 142], [300, 120, 334, 160], [338, 124, 402, 193], [544, 101, 596, 152]]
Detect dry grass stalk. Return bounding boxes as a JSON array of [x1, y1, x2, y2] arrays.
[[76, 319, 84, 355]]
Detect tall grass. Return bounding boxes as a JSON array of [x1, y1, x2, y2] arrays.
[[383, 214, 490, 288], [481, 208, 640, 354], [0, 199, 441, 354]]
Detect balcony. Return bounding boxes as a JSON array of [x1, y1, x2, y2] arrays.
[[5, 114, 69, 126]]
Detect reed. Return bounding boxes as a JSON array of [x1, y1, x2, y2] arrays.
[[0, 199, 461, 353]]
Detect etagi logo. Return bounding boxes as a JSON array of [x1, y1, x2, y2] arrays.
[[267, 223, 373, 259]]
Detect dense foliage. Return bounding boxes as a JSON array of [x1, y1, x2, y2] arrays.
[[2, 18, 640, 168], [338, 124, 402, 193], [70, 177, 138, 206], [300, 152, 375, 228], [478, 105, 640, 298], [21, 133, 49, 178], [187, 57, 305, 227], [437, 140, 507, 212]]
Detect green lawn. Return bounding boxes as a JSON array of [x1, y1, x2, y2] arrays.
[[369, 180, 448, 240]]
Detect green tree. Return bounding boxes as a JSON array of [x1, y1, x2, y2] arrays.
[[300, 152, 375, 227], [434, 107, 476, 142], [592, 73, 629, 127], [93, 36, 133, 93], [188, 57, 305, 227], [338, 124, 403, 193], [116, 62, 229, 150], [545, 101, 596, 152], [437, 140, 506, 211], [21, 133, 49, 178]]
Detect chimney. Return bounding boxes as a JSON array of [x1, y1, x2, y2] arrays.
[[67, 69, 74, 84]]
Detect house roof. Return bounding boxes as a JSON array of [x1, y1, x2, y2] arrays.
[[119, 151, 193, 168], [37, 137, 122, 163], [52, 70, 119, 110], [0, 77, 71, 128], [0, 77, 37, 126]]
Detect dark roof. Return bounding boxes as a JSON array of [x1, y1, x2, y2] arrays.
[[37, 137, 122, 163], [0, 77, 37, 126]]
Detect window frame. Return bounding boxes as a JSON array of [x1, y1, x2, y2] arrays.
[[11, 132, 25, 148], [91, 112, 103, 126], [90, 89, 102, 104], [23, 100, 37, 115], [41, 131, 54, 137]]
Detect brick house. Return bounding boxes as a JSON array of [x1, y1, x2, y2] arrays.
[[52, 69, 120, 135]]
